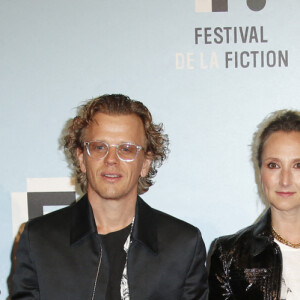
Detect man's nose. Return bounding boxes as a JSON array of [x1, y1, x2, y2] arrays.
[[104, 146, 119, 164]]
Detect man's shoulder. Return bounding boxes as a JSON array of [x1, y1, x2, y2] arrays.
[[153, 209, 203, 249], [31, 200, 74, 221], [138, 197, 199, 235], [137, 200, 204, 256], [26, 198, 82, 234], [137, 201, 201, 247], [153, 207, 199, 234]]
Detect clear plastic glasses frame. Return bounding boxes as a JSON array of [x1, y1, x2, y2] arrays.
[[84, 141, 143, 162]]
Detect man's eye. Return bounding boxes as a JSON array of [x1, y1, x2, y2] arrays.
[[267, 162, 278, 169], [120, 146, 132, 153], [96, 146, 105, 150], [93, 143, 107, 151]]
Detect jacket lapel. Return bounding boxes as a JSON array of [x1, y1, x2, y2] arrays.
[[132, 196, 158, 254], [70, 194, 97, 246], [250, 208, 273, 257]]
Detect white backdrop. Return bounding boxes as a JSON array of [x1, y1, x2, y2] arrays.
[[1, 0, 300, 298]]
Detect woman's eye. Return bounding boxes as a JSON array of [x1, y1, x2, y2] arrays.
[[294, 162, 300, 169], [267, 162, 278, 169]]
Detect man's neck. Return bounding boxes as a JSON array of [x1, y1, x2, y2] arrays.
[[88, 192, 137, 235]]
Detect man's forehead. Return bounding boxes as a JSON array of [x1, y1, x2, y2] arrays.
[[91, 112, 142, 125], [85, 112, 146, 143]]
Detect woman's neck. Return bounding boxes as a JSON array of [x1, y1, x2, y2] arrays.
[[271, 206, 300, 244]]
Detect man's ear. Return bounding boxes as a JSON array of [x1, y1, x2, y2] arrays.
[[77, 148, 86, 173], [140, 152, 152, 178]]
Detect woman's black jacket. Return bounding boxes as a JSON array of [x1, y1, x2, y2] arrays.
[[208, 209, 282, 300]]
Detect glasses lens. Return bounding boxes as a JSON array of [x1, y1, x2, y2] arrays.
[[88, 141, 108, 159], [117, 143, 138, 161]]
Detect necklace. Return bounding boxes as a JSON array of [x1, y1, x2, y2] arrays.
[[272, 226, 300, 249]]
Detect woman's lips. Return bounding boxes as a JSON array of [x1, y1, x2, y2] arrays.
[[276, 191, 296, 197]]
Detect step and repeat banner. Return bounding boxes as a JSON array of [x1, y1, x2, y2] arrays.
[[1, 0, 299, 297]]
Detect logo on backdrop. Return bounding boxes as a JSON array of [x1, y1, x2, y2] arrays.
[[195, 0, 266, 12], [175, 0, 288, 70], [11, 178, 76, 238]]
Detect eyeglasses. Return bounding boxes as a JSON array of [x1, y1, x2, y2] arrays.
[[84, 141, 143, 162]]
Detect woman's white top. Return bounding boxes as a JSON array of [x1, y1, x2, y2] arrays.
[[274, 239, 300, 300]]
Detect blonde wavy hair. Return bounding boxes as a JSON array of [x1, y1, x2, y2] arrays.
[[64, 94, 169, 194]]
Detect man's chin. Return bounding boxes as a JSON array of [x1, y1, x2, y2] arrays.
[[97, 190, 124, 201]]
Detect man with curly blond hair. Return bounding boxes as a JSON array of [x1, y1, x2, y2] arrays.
[[13, 94, 208, 300]]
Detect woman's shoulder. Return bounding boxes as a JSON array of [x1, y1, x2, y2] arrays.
[[212, 209, 271, 252], [211, 223, 259, 254]]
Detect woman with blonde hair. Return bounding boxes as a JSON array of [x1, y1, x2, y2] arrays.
[[209, 110, 300, 300]]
